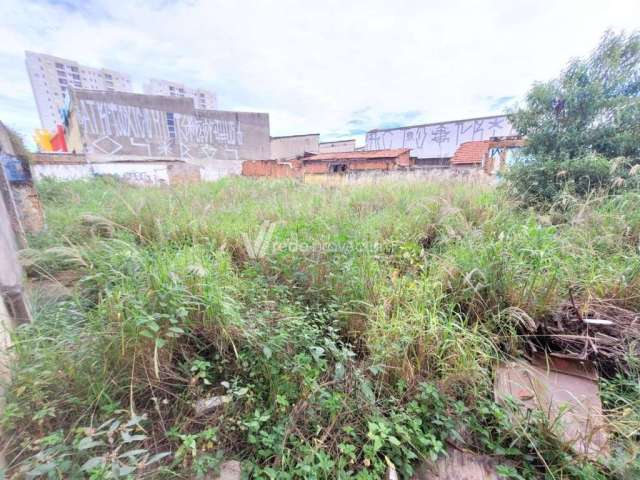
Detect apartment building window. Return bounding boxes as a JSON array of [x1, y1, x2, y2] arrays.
[[59, 78, 68, 85], [55, 62, 64, 69], [72, 74, 80, 80], [70, 66, 78, 72]]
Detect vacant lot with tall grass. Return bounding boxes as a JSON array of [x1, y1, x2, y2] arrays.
[[2, 177, 640, 479]]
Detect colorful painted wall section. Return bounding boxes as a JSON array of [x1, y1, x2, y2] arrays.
[[70, 91, 270, 161], [365, 115, 516, 159]]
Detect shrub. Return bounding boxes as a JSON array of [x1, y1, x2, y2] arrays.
[[509, 30, 640, 161], [504, 154, 640, 206], [505, 29, 640, 206]]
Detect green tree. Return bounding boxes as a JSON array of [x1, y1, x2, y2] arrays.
[[509, 30, 640, 160]]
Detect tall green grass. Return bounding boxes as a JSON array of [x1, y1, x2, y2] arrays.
[[2, 177, 639, 478]]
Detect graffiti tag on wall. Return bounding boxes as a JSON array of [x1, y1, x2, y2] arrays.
[[77, 100, 244, 160], [365, 116, 515, 158]]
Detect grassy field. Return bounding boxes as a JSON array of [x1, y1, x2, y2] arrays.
[[2, 176, 640, 479]]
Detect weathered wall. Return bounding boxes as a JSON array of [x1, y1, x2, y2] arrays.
[[319, 139, 356, 153], [32, 152, 88, 163], [271, 134, 319, 159], [11, 184, 45, 233], [33, 162, 175, 185], [68, 90, 270, 162], [303, 157, 400, 174], [0, 182, 22, 293], [167, 162, 202, 185], [0, 122, 14, 155], [303, 166, 492, 185], [365, 115, 515, 159], [0, 156, 32, 469], [242, 160, 299, 178]]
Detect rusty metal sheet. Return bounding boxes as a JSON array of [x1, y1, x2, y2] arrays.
[[495, 354, 608, 459]]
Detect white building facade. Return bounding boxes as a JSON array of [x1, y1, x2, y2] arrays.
[[25, 51, 133, 131], [143, 79, 217, 110], [365, 115, 516, 160]]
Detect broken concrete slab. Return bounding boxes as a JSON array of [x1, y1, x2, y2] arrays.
[[494, 354, 608, 460], [412, 447, 500, 479], [193, 394, 231, 417], [209, 460, 241, 480]]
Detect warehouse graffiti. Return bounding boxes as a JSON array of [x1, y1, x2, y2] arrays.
[[76, 99, 244, 159], [365, 115, 515, 159], [66, 90, 270, 164]]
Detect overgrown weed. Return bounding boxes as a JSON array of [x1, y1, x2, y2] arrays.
[[2, 177, 639, 478]]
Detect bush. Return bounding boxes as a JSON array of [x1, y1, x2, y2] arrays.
[[505, 29, 640, 206], [509, 30, 640, 160], [504, 154, 640, 206]]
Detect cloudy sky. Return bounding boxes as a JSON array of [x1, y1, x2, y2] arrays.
[[1, 0, 639, 147]]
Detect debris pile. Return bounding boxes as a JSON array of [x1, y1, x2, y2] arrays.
[[539, 299, 640, 372]]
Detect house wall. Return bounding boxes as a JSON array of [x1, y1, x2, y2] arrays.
[[365, 115, 516, 159], [11, 184, 45, 233], [319, 139, 356, 153], [303, 166, 491, 185], [242, 160, 299, 178], [242, 151, 410, 178], [68, 90, 270, 163], [271, 134, 319, 159], [32, 152, 88, 163]]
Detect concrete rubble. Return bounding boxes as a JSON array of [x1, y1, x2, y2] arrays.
[[494, 354, 608, 459], [208, 460, 241, 480], [193, 394, 231, 417], [411, 448, 500, 479]]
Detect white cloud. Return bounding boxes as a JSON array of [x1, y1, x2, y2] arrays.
[[1, 0, 639, 146]]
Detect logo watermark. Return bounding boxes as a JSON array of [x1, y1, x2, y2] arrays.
[[242, 221, 277, 259], [242, 221, 381, 259]]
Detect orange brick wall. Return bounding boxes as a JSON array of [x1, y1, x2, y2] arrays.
[[242, 151, 413, 178], [242, 160, 299, 178]]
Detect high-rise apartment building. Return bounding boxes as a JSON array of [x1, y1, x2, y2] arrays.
[[25, 51, 133, 131], [143, 79, 217, 110]]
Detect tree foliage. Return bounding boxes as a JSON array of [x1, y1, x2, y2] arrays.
[[509, 30, 640, 160]]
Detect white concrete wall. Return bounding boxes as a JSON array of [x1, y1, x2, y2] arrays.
[[319, 140, 356, 153], [188, 159, 243, 181], [271, 135, 319, 160], [69, 91, 270, 162], [304, 166, 492, 185], [365, 115, 515, 159], [33, 162, 171, 185]]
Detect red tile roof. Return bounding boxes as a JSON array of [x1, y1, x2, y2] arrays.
[[451, 140, 490, 165], [304, 148, 410, 161]]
